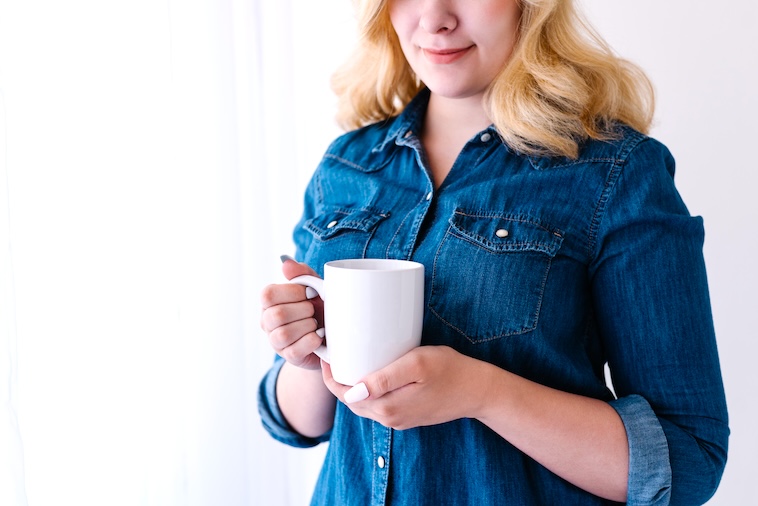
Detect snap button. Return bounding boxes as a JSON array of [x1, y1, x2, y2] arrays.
[[326, 220, 338, 229], [425, 191, 433, 201], [377, 456, 386, 468], [495, 228, 509, 238], [480, 132, 492, 142]]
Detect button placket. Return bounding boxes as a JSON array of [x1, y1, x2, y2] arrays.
[[371, 423, 392, 505]]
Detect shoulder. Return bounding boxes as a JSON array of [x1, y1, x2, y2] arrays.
[[526, 125, 674, 177], [327, 119, 397, 152], [321, 117, 404, 173], [322, 90, 428, 171]]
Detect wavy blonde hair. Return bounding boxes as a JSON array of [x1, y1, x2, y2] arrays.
[[331, 0, 655, 158]]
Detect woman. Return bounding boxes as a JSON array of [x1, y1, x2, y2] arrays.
[[258, 0, 729, 504]]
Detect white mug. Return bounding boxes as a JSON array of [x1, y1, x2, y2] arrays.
[[290, 258, 424, 386]]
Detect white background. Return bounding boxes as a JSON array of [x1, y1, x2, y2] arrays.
[[0, 1, 755, 505]]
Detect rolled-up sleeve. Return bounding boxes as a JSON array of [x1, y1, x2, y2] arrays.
[[257, 356, 331, 448], [590, 138, 729, 505], [610, 395, 671, 505]]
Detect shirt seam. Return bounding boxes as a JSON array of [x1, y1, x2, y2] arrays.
[[586, 135, 650, 262]]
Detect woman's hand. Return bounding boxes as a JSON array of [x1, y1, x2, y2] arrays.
[[260, 258, 325, 370], [322, 345, 488, 429], [323, 344, 629, 500], [260, 257, 336, 438]]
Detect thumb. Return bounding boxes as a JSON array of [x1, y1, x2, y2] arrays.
[[280, 254, 319, 281], [349, 352, 421, 403]]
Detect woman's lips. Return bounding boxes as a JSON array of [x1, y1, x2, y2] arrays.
[[422, 46, 472, 64]]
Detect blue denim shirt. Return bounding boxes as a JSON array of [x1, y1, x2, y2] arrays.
[[258, 90, 729, 505]]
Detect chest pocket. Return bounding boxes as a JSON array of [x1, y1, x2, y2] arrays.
[[304, 208, 389, 263], [429, 210, 563, 343]]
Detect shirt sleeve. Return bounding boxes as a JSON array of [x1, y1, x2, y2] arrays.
[[609, 395, 672, 505], [257, 172, 330, 448], [257, 355, 331, 448], [589, 137, 729, 505]]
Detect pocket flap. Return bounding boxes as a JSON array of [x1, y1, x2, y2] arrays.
[[305, 208, 389, 241], [449, 211, 563, 256]]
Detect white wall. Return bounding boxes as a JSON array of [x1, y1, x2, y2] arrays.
[[576, 2, 757, 504]]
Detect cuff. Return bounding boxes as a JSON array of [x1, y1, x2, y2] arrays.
[[257, 356, 330, 448], [610, 395, 672, 505]]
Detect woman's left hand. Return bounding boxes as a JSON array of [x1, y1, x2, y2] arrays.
[[321, 345, 488, 429]]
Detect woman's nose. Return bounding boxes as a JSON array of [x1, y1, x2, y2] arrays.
[[418, 1, 458, 33]]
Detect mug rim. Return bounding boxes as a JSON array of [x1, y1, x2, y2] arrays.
[[325, 258, 423, 272]]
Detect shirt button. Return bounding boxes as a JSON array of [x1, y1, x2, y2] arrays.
[[326, 220, 338, 229], [425, 191, 433, 201], [377, 456, 386, 468], [495, 228, 509, 238], [480, 132, 492, 142]]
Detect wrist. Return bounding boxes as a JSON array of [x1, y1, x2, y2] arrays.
[[277, 361, 336, 438], [461, 356, 510, 422]]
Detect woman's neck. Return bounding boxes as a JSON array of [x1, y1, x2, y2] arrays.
[[421, 92, 492, 188], [424, 92, 492, 139]]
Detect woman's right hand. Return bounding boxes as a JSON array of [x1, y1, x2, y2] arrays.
[[260, 257, 325, 370]]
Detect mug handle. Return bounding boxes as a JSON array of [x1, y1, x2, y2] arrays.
[[289, 275, 329, 363]]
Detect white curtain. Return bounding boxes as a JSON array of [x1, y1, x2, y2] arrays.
[[0, 0, 353, 504], [1, 80, 28, 506]]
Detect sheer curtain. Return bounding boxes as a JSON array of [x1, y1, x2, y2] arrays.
[[1, 82, 28, 506], [0, 0, 351, 504]]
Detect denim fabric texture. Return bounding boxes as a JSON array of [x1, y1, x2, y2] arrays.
[[258, 89, 729, 505]]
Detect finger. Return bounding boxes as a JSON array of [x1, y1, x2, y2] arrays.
[[281, 259, 319, 303], [321, 361, 354, 399], [261, 282, 317, 311], [359, 351, 424, 401], [268, 316, 319, 351], [281, 257, 319, 281], [344, 382, 370, 404], [321, 353, 419, 405], [260, 299, 316, 332], [278, 329, 325, 367]]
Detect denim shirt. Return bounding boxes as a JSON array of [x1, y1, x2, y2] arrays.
[[258, 90, 729, 505]]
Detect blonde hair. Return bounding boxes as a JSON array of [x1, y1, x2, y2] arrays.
[[332, 0, 655, 158]]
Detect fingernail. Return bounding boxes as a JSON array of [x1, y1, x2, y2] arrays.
[[344, 382, 369, 404], [280, 254, 296, 263], [305, 287, 318, 299], [315, 328, 325, 338]]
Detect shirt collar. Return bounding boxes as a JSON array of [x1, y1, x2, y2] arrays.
[[374, 88, 431, 152], [374, 88, 502, 153]]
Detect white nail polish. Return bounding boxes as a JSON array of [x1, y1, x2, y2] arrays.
[[316, 328, 325, 338], [305, 287, 318, 299], [344, 382, 369, 404]]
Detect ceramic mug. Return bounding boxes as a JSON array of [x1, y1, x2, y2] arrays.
[[290, 258, 424, 386]]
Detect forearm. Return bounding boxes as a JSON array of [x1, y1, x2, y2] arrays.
[[276, 361, 336, 438], [474, 362, 629, 502], [324, 346, 630, 500]]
